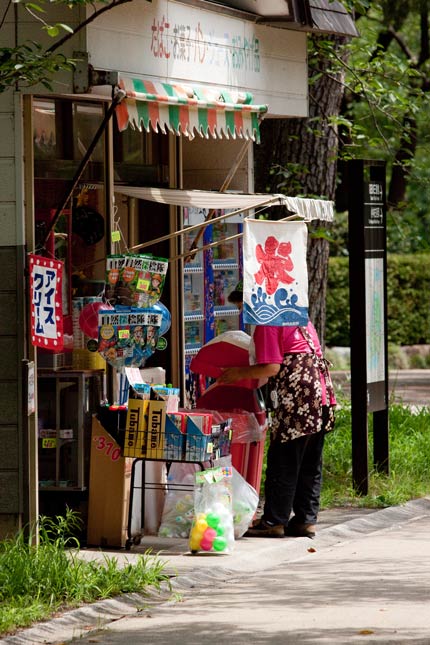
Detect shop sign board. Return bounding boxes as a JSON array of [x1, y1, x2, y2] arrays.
[[87, 0, 308, 116], [364, 180, 386, 402], [347, 159, 388, 494], [29, 254, 64, 351]]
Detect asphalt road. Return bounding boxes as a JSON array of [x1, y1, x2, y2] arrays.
[[332, 369, 430, 406]]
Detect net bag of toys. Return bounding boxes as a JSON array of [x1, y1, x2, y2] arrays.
[[189, 466, 235, 555]]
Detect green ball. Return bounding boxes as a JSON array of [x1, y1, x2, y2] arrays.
[[206, 513, 220, 529], [213, 536, 227, 552], [216, 524, 225, 536]]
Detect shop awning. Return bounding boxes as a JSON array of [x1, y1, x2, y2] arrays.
[[114, 186, 334, 222], [115, 77, 268, 143]]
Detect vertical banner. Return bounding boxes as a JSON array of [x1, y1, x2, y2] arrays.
[[243, 219, 308, 326], [29, 254, 64, 350]]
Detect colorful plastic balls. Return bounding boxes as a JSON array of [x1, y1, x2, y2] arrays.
[[200, 539, 213, 551], [206, 513, 220, 529], [203, 527, 217, 542], [213, 536, 228, 552], [189, 538, 201, 552], [79, 301, 113, 339], [194, 518, 208, 533]]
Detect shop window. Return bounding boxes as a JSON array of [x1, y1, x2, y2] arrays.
[[113, 123, 169, 186], [33, 97, 109, 363], [34, 99, 105, 182]]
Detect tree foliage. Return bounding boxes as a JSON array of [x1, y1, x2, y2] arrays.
[[335, 1, 430, 251], [256, 2, 430, 258], [0, 0, 133, 92]]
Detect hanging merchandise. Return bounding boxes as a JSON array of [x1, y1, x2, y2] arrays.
[[72, 205, 105, 246], [72, 187, 105, 246], [152, 301, 171, 336], [104, 254, 168, 308], [243, 219, 309, 326], [97, 308, 162, 370], [79, 299, 114, 340]]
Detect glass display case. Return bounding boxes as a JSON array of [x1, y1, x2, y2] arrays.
[[182, 208, 243, 406]]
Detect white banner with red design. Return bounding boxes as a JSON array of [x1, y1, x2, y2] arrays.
[[29, 254, 64, 350], [243, 219, 309, 326]]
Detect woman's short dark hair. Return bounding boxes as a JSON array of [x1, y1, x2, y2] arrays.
[[228, 280, 243, 305]]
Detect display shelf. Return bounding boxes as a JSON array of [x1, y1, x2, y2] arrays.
[[183, 265, 203, 274], [212, 260, 239, 270], [184, 312, 205, 322], [38, 369, 105, 491], [184, 344, 201, 356], [214, 305, 241, 317]]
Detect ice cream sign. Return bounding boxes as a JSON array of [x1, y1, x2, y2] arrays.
[[29, 254, 64, 350]]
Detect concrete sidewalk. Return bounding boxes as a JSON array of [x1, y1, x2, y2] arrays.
[[3, 497, 430, 644]]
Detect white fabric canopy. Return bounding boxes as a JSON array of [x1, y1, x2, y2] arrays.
[[114, 186, 334, 222]]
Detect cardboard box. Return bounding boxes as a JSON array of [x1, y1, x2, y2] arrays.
[[184, 412, 214, 461], [123, 398, 149, 458], [164, 413, 186, 460], [145, 400, 167, 459], [87, 416, 133, 548]]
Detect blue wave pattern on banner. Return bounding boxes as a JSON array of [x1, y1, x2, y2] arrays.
[[243, 286, 308, 326]]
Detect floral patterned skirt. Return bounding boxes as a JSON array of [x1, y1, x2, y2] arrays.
[[269, 352, 333, 443]]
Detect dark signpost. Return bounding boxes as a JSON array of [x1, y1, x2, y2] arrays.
[[347, 160, 389, 495]]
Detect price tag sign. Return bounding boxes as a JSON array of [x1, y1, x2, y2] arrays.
[[42, 438, 57, 449]]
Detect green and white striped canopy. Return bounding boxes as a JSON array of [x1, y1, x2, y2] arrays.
[[115, 77, 268, 143]]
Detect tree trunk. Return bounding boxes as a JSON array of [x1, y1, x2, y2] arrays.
[[255, 35, 347, 347]]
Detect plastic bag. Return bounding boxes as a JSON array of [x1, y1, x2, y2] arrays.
[[198, 408, 264, 443], [189, 466, 235, 554], [158, 463, 199, 538], [231, 467, 259, 538]]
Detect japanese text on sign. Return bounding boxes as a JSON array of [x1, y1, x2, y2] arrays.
[[29, 254, 64, 350], [150, 16, 260, 72]]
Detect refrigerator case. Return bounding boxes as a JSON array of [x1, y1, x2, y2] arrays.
[[182, 209, 243, 408]]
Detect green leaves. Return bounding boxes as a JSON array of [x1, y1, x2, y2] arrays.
[[0, 42, 72, 92], [43, 22, 74, 37], [0, 509, 170, 636], [0, 0, 122, 92]]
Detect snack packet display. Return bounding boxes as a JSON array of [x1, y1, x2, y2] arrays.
[[189, 466, 234, 554], [104, 254, 125, 304], [97, 308, 162, 370], [105, 254, 168, 308]]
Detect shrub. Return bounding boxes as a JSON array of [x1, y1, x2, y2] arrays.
[[326, 254, 430, 347]]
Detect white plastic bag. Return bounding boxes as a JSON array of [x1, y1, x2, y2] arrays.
[[158, 463, 198, 538], [189, 466, 235, 554], [232, 467, 259, 538]]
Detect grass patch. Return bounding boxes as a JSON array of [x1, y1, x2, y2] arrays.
[[0, 509, 170, 637], [321, 402, 430, 508], [261, 402, 430, 509]]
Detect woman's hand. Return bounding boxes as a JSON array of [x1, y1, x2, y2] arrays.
[[217, 367, 245, 384], [217, 362, 280, 385]]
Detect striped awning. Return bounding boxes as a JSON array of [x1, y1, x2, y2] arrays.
[[115, 77, 268, 143]]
